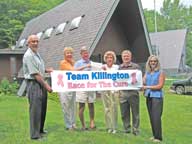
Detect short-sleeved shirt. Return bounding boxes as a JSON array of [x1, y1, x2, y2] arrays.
[[74, 58, 95, 103], [118, 62, 140, 103], [74, 59, 91, 71], [23, 48, 45, 79], [59, 59, 75, 97], [59, 59, 74, 71]]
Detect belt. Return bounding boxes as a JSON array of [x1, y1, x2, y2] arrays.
[[27, 79, 38, 83]]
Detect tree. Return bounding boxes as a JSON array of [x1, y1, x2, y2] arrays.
[[144, 9, 165, 32], [0, 0, 64, 48], [144, 0, 192, 67]]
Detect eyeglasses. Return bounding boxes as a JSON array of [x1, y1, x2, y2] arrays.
[[150, 60, 157, 63], [31, 40, 39, 43]]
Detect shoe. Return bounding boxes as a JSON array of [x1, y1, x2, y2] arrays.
[[31, 136, 43, 141], [81, 127, 88, 131], [112, 130, 117, 134], [107, 129, 113, 133], [124, 129, 131, 133], [66, 127, 74, 131], [153, 139, 161, 143], [72, 124, 77, 129], [133, 131, 139, 136], [125, 130, 131, 133], [150, 137, 154, 140], [40, 130, 48, 134]]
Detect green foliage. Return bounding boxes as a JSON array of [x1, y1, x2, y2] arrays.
[[0, 78, 19, 95], [144, 0, 192, 67], [144, 10, 166, 32], [0, 0, 64, 48]]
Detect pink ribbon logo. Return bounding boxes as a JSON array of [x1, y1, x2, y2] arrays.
[[57, 74, 64, 87], [131, 72, 137, 85]]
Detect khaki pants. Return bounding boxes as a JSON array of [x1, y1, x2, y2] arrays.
[[102, 91, 119, 130], [59, 92, 76, 129]]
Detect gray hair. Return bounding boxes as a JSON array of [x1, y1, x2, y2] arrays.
[[27, 35, 39, 44], [80, 46, 88, 54], [121, 50, 132, 56]]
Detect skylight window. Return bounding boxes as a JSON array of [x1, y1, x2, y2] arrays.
[[18, 39, 26, 48], [44, 27, 53, 39], [55, 22, 67, 35], [70, 15, 84, 30], [36, 32, 43, 40]]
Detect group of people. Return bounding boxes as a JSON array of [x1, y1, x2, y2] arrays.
[[23, 34, 165, 143]]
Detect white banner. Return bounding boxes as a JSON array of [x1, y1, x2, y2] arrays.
[[51, 70, 143, 92]]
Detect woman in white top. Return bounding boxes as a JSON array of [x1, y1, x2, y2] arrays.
[[102, 51, 119, 134]]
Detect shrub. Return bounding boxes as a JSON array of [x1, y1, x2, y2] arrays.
[[0, 78, 19, 95]]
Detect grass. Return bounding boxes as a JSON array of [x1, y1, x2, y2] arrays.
[[0, 82, 192, 144]]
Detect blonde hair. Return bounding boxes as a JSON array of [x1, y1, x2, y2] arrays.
[[63, 47, 74, 55], [145, 55, 161, 72], [103, 51, 116, 63], [63, 47, 75, 65]]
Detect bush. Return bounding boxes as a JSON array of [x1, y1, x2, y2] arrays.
[[0, 78, 19, 95]]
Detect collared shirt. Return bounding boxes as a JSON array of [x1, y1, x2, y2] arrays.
[[23, 48, 45, 79], [119, 62, 140, 102], [119, 62, 140, 70], [74, 59, 91, 71], [60, 59, 74, 70]]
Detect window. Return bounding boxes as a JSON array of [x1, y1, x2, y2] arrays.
[[70, 15, 85, 30], [151, 45, 160, 56], [36, 32, 43, 40], [43, 27, 53, 39], [18, 39, 26, 48], [55, 22, 67, 35]]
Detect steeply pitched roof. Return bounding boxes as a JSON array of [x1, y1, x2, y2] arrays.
[[17, 0, 120, 68], [149, 29, 187, 70], [17, 0, 151, 70]]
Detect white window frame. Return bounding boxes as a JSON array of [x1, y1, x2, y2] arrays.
[[44, 27, 53, 39], [36, 32, 43, 40], [70, 16, 83, 30], [55, 22, 67, 35], [18, 39, 26, 48]]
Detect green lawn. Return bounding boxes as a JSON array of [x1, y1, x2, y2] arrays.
[[0, 84, 192, 144]]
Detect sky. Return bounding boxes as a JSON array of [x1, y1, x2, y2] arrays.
[[141, 0, 192, 11]]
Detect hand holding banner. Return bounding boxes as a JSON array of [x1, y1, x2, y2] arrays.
[[51, 70, 143, 92]]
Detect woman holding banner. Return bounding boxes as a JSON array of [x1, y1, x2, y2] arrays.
[[143, 55, 165, 142], [101, 51, 119, 134], [59, 47, 77, 130]]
